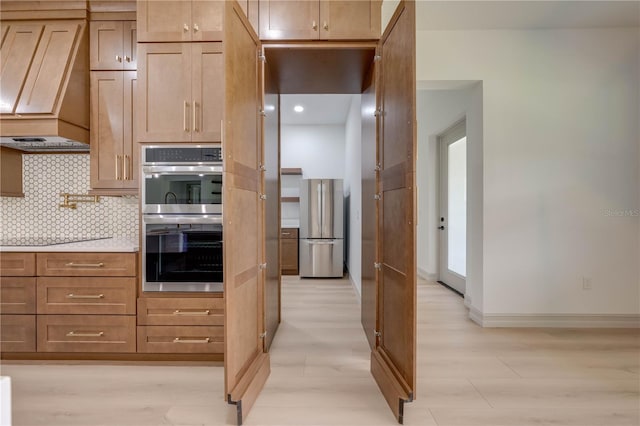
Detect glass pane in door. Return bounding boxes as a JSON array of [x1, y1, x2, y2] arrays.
[[447, 137, 467, 276]]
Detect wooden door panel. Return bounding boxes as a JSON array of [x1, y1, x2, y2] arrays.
[[320, 0, 381, 40], [192, 0, 224, 41], [90, 21, 123, 70], [259, 0, 319, 40], [123, 21, 137, 70], [224, 3, 269, 424], [371, 1, 416, 424], [0, 315, 36, 352], [192, 43, 223, 142], [263, 62, 280, 349], [90, 71, 124, 189], [137, 0, 190, 42], [137, 43, 191, 142], [0, 253, 36, 276], [361, 62, 377, 350], [17, 22, 83, 114], [0, 24, 43, 114], [0, 277, 36, 314]]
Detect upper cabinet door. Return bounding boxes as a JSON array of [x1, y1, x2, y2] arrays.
[[137, 0, 190, 42], [191, 42, 223, 142], [90, 71, 124, 189], [17, 22, 82, 115], [123, 21, 137, 70], [90, 21, 124, 70], [137, 43, 191, 142], [259, 0, 319, 40], [191, 1, 224, 41], [0, 24, 43, 114], [137, 0, 222, 42], [320, 0, 381, 40]]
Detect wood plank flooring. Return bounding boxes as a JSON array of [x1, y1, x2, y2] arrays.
[[1, 276, 638, 425]]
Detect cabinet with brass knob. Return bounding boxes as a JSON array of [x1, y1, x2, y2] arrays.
[[259, 0, 381, 41], [90, 21, 136, 70], [137, 0, 223, 42]]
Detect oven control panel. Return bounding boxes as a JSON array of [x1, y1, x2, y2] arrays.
[[143, 146, 222, 164]]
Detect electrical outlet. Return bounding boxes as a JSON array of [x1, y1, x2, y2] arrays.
[[582, 277, 592, 290]]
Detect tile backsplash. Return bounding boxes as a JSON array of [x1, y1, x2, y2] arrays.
[[0, 154, 138, 240]]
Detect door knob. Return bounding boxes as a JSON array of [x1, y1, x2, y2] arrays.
[[438, 226, 445, 230]]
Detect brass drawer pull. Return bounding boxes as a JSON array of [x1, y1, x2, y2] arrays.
[[173, 310, 210, 316], [66, 293, 105, 299], [66, 331, 104, 337], [173, 337, 210, 344], [64, 262, 105, 268]]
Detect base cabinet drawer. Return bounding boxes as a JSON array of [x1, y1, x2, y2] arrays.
[[0, 315, 36, 352], [37, 253, 136, 277], [37, 277, 136, 315], [0, 253, 36, 276], [137, 326, 223, 353], [37, 315, 136, 353], [137, 297, 223, 326], [0, 277, 36, 314]]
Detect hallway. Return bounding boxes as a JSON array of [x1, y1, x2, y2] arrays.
[[2, 276, 639, 425]]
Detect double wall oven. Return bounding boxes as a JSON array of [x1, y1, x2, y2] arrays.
[[142, 145, 223, 292]]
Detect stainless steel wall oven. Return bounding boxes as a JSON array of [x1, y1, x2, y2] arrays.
[[142, 145, 223, 292]]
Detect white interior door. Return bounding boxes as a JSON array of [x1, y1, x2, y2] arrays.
[[438, 120, 467, 294]]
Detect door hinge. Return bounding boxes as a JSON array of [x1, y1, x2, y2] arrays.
[[374, 55, 381, 62], [374, 163, 381, 172], [259, 109, 267, 117], [374, 194, 382, 200], [374, 330, 382, 338], [259, 193, 267, 200], [258, 53, 266, 62], [373, 108, 382, 117], [374, 262, 381, 270], [258, 163, 266, 172], [259, 263, 267, 270], [259, 331, 267, 339]]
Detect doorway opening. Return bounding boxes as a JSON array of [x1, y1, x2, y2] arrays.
[[438, 119, 467, 294]]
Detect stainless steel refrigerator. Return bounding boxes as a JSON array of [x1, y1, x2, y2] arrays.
[[299, 179, 344, 278]]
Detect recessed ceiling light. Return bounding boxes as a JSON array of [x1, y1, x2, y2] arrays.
[[294, 105, 304, 113]]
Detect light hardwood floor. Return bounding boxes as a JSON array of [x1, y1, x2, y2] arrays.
[[2, 276, 639, 425]]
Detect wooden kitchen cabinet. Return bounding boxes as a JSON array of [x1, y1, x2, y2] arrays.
[[0, 253, 36, 353], [0, 277, 36, 314], [137, 297, 224, 354], [90, 21, 136, 70], [0, 315, 36, 352], [259, 0, 381, 41], [37, 252, 137, 277], [137, 42, 223, 143], [90, 71, 138, 193], [137, 0, 223, 42], [37, 315, 136, 353], [0, 147, 23, 197], [281, 228, 299, 275]]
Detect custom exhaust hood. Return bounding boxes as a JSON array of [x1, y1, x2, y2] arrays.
[[0, 20, 90, 152]]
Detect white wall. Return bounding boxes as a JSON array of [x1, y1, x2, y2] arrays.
[[344, 95, 362, 295], [417, 85, 483, 311], [281, 125, 345, 179], [418, 28, 640, 319]]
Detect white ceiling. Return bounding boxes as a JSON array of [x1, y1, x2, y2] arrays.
[[279, 94, 355, 125], [415, 1, 640, 31]]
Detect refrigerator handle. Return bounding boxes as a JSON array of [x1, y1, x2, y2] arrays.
[[316, 181, 322, 234]]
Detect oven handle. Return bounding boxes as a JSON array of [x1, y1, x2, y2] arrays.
[[142, 165, 223, 175], [143, 215, 223, 225]]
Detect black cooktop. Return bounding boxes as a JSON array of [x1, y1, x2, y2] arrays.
[[0, 237, 110, 246]]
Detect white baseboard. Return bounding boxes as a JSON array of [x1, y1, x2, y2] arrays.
[[417, 267, 437, 282], [463, 295, 472, 309], [345, 269, 362, 303], [470, 312, 640, 328]]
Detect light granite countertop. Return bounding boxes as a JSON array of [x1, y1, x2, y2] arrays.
[[0, 237, 139, 252]]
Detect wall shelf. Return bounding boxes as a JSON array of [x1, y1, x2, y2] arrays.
[[281, 168, 302, 176]]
